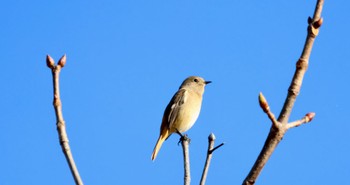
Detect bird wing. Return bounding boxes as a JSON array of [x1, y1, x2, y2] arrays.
[[166, 88, 187, 130]]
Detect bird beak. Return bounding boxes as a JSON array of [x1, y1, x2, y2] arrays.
[[205, 81, 212, 85]]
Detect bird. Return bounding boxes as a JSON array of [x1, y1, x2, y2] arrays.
[[151, 76, 211, 160]]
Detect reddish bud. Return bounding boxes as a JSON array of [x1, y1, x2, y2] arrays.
[[305, 112, 316, 122], [259, 92, 269, 113], [58, 54, 67, 67], [313, 18, 323, 29], [46, 55, 55, 68]]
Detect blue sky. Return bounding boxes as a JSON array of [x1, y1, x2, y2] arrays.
[[1, 1, 349, 184]]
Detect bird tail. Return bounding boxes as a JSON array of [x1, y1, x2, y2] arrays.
[[151, 130, 170, 161]]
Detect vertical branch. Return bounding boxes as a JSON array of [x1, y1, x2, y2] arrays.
[[181, 135, 191, 185], [47, 55, 84, 185], [278, 0, 324, 124], [200, 133, 215, 185], [242, 0, 324, 185], [200, 133, 224, 185]]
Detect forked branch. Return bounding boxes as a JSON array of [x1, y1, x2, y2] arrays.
[[242, 0, 324, 184], [47, 55, 84, 185], [200, 133, 224, 185]]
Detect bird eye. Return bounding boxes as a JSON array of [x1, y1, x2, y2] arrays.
[[194, 78, 199, 82]]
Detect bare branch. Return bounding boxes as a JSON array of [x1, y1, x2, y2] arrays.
[[278, 0, 324, 124], [259, 92, 280, 129], [180, 134, 191, 185], [242, 0, 324, 184], [47, 55, 84, 185], [200, 133, 224, 185], [287, 112, 316, 129], [211, 142, 225, 154], [242, 128, 286, 185], [46, 55, 55, 69]]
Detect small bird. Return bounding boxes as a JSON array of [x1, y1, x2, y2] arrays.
[[151, 76, 211, 160]]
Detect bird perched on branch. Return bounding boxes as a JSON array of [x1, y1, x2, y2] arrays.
[[151, 76, 211, 160]]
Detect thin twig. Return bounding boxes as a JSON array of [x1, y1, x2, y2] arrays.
[[259, 93, 280, 129], [211, 143, 225, 154], [47, 55, 84, 185], [278, 1, 323, 125], [200, 133, 224, 185], [200, 133, 215, 185], [242, 1, 323, 184], [181, 134, 191, 185], [287, 112, 316, 129]]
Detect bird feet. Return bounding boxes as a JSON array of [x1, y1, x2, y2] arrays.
[[176, 130, 191, 145]]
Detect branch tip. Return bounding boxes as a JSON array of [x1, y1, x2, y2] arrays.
[[287, 112, 315, 129], [58, 54, 67, 67], [208, 133, 216, 141], [46, 55, 55, 69], [211, 143, 225, 153], [258, 92, 269, 113], [305, 112, 316, 122]]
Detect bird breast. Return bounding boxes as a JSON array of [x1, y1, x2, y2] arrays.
[[171, 91, 202, 133]]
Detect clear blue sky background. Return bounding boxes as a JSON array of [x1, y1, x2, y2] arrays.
[[1, 1, 348, 185]]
